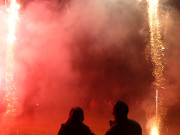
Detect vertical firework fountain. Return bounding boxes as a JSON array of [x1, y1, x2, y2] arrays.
[[3, 0, 20, 134], [5, 0, 19, 115], [147, 0, 165, 135]]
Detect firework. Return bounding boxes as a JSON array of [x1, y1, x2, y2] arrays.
[[147, 0, 166, 134], [151, 125, 159, 135], [5, 0, 20, 117]]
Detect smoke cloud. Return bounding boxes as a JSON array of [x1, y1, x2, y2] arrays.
[[164, 1, 180, 134]]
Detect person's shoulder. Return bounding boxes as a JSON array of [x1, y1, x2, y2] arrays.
[[82, 123, 94, 135], [60, 123, 68, 128], [58, 123, 68, 135], [105, 123, 119, 135], [59, 122, 72, 131], [128, 119, 141, 127], [128, 119, 142, 134], [82, 123, 90, 129]]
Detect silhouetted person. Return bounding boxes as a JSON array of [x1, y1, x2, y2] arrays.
[[105, 100, 142, 135], [58, 107, 94, 135]]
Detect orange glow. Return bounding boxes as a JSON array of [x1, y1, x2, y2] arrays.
[[151, 125, 159, 135]]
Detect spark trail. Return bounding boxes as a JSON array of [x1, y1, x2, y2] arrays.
[[5, 0, 19, 120], [147, 0, 165, 135]]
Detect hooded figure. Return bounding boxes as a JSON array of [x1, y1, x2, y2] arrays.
[[105, 100, 142, 135], [58, 107, 94, 135]]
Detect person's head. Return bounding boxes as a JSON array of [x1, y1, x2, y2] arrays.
[[69, 107, 84, 123], [113, 100, 129, 121]]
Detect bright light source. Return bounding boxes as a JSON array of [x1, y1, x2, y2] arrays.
[[151, 125, 159, 135]]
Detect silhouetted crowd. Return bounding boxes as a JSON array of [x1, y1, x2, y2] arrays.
[[58, 100, 142, 135]]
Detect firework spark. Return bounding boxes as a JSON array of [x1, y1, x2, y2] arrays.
[[147, 0, 166, 134], [5, 0, 20, 116]]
